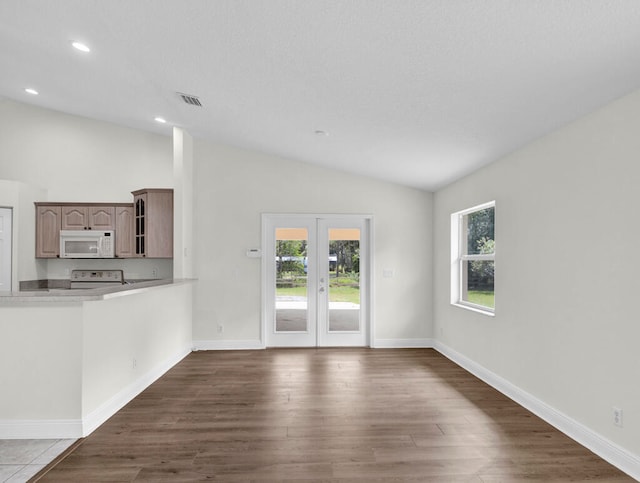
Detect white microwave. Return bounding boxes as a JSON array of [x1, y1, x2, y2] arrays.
[[59, 230, 115, 258]]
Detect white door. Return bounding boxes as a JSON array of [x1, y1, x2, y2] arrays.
[[0, 208, 12, 292], [263, 215, 370, 347]]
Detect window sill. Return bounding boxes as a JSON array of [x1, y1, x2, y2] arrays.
[[452, 302, 495, 317]]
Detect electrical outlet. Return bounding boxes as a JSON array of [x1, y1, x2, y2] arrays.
[[151, 267, 158, 278], [132, 358, 137, 370], [217, 324, 224, 334], [613, 407, 623, 427]]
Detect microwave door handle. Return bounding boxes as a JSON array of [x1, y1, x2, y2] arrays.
[[97, 237, 103, 257]]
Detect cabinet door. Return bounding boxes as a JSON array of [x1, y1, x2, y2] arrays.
[[146, 191, 173, 258], [115, 206, 134, 258], [36, 206, 61, 258], [134, 194, 146, 257], [89, 206, 115, 230], [132, 190, 173, 258], [61, 206, 89, 230]]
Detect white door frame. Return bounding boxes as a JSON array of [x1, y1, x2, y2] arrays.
[[0, 207, 13, 292], [261, 213, 373, 348]]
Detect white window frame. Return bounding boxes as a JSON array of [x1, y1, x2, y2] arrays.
[[450, 201, 495, 316]]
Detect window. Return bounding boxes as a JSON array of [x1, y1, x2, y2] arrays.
[[451, 201, 495, 314]]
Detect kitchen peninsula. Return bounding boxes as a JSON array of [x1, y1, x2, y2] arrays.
[[0, 279, 193, 439]]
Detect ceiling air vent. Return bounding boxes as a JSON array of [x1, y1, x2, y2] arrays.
[[177, 92, 202, 107]]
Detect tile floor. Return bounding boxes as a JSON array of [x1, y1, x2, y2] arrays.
[[0, 439, 76, 482]]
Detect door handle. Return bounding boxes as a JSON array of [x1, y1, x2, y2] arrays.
[[319, 287, 325, 293]]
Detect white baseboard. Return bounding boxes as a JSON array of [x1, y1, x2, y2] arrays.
[[193, 339, 264, 351], [81, 344, 192, 437], [434, 340, 640, 481], [372, 338, 435, 348], [195, 339, 436, 350]]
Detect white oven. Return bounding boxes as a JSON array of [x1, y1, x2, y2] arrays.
[[59, 230, 115, 258]]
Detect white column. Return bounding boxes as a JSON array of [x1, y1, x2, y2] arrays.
[[173, 127, 194, 279]]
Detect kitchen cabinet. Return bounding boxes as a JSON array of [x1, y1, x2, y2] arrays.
[[115, 205, 134, 258], [61, 206, 115, 230], [132, 189, 173, 258], [35, 192, 172, 259], [35, 205, 61, 258], [36, 203, 130, 258]]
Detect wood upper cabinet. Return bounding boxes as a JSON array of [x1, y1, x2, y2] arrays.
[[36, 205, 61, 258], [36, 203, 124, 258], [115, 205, 134, 258], [61, 206, 115, 230], [89, 206, 115, 230], [132, 189, 173, 258], [35, 192, 171, 259]]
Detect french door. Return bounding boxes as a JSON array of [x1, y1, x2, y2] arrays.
[[263, 215, 370, 347]]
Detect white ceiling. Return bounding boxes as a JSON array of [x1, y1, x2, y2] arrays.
[[2, 1, 640, 191]]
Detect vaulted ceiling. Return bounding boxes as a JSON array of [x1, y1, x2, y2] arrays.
[[2, 1, 640, 190]]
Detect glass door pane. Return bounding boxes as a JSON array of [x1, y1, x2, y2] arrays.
[[317, 219, 367, 347], [328, 228, 360, 332], [275, 228, 309, 333], [264, 217, 317, 348]]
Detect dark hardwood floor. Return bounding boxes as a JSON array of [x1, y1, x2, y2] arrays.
[[35, 349, 633, 482]]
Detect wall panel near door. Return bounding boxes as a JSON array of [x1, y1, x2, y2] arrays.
[[0, 207, 12, 291]]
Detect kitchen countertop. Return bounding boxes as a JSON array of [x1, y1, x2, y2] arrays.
[[0, 279, 194, 305]]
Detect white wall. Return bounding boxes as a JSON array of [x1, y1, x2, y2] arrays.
[[0, 304, 83, 423], [0, 283, 192, 439], [0, 99, 174, 281], [173, 127, 195, 279], [0, 99, 172, 201], [433, 89, 640, 460], [193, 140, 433, 346], [0, 180, 47, 285], [81, 283, 193, 433]]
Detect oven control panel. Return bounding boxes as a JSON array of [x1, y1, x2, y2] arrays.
[[70, 269, 124, 284]]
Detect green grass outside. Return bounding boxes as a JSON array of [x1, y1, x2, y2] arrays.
[[277, 284, 360, 304], [327, 285, 360, 304], [467, 290, 495, 309], [276, 286, 307, 298]]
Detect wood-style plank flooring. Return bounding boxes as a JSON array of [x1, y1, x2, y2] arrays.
[[35, 349, 633, 482]]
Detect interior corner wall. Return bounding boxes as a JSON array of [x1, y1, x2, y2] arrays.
[[433, 88, 640, 459], [192, 140, 433, 346]]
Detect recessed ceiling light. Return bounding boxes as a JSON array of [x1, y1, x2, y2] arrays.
[[315, 130, 329, 136], [24, 88, 39, 95], [71, 41, 91, 53], [154, 117, 167, 124]]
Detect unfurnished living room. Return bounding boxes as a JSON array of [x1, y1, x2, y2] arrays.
[[0, 1, 639, 481]]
